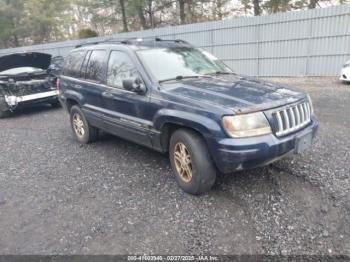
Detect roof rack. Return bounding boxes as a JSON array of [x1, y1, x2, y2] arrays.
[[74, 37, 189, 48]]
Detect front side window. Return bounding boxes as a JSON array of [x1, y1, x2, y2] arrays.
[[62, 50, 86, 78], [85, 50, 106, 82], [107, 51, 139, 89], [137, 47, 232, 82]]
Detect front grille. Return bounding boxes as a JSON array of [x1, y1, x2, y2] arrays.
[[273, 101, 311, 137]]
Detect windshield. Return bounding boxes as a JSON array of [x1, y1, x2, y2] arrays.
[[0, 67, 44, 75], [137, 47, 233, 82]]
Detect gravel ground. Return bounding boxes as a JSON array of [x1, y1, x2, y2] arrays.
[[0, 77, 349, 256]]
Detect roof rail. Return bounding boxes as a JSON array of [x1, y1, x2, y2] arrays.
[[74, 37, 189, 48]]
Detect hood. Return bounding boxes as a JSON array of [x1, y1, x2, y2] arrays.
[[161, 75, 306, 113], [0, 52, 52, 73]]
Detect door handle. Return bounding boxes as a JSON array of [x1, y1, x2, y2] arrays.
[[102, 91, 114, 98], [74, 84, 82, 89]]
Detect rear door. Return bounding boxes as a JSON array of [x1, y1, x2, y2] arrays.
[[61, 50, 87, 87], [60, 49, 87, 101], [79, 49, 108, 127]]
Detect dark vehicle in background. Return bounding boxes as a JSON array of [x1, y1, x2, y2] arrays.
[[0, 52, 63, 118], [48, 55, 64, 76], [59, 38, 318, 195]]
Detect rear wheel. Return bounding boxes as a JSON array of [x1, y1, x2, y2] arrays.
[[70, 105, 98, 144], [169, 129, 216, 195]]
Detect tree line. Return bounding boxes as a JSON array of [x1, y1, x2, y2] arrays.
[[0, 0, 347, 48]]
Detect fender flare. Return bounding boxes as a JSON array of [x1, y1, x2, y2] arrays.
[[63, 90, 85, 106], [153, 108, 222, 139]]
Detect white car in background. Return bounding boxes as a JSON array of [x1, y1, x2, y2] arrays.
[[340, 60, 350, 82]]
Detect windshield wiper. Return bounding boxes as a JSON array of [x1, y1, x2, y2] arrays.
[[206, 71, 236, 75], [159, 75, 210, 84]]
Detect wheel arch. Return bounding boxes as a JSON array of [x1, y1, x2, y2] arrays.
[[64, 90, 84, 112], [154, 110, 221, 152], [66, 99, 79, 112]]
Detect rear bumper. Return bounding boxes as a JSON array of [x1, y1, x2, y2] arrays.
[[5, 90, 59, 105], [1, 90, 58, 112], [208, 117, 318, 174]]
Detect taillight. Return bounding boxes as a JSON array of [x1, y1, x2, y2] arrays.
[[56, 78, 61, 90]]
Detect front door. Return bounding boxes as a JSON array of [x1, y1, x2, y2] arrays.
[[100, 50, 152, 147]]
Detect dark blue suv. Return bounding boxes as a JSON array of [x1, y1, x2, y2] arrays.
[[59, 38, 318, 194]]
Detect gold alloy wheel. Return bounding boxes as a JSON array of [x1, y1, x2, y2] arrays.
[[173, 142, 193, 183], [72, 113, 85, 138]]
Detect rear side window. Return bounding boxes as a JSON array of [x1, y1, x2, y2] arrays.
[[62, 50, 86, 78], [85, 50, 106, 83]]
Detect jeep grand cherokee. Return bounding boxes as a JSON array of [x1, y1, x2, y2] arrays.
[[58, 38, 318, 195]]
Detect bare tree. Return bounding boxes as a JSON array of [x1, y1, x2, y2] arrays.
[[308, 0, 318, 8], [135, 0, 149, 29], [178, 0, 186, 24], [253, 0, 260, 15], [119, 0, 128, 32], [147, 0, 154, 28]]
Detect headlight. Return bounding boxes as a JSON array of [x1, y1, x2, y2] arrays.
[[222, 112, 272, 138], [307, 94, 314, 115]]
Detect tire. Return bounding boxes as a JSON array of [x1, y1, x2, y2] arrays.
[[169, 129, 216, 195], [0, 110, 10, 119], [70, 105, 98, 144]]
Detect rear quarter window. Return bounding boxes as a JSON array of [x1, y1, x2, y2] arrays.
[[62, 50, 86, 78]]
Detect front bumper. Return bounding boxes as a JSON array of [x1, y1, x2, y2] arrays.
[[208, 117, 318, 174], [340, 68, 350, 82]]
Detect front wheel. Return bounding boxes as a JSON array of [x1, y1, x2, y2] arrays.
[[169, 129, 216, 195], [70, 105, 98, 144]]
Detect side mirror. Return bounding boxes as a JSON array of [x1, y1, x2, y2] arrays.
[[122, 77, 146, 94]]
